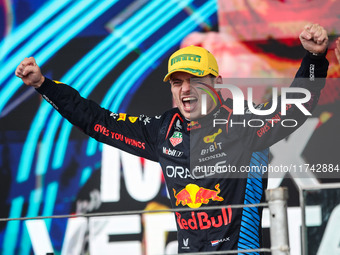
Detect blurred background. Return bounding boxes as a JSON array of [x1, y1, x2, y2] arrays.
[[0, 0, 340, 254]]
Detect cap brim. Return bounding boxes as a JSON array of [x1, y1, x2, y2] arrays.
[[163, 70, 176, 82], [163, 68, 207, 82]]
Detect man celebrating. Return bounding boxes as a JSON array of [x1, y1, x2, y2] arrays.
[[16, 23, 328, 253]]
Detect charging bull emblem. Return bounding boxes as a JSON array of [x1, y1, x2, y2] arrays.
[[173, 184, 224, 208]]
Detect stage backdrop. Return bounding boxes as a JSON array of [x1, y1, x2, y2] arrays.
[[0, 0, 339, 254]]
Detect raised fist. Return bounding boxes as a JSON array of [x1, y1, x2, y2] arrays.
[[299, 23, 328, 55], [15, 57, 45, 88]]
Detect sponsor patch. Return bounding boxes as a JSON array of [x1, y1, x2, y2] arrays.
[[163, 147, 183, 157], [143, 117, 151, 125], [203, 129, 222, 143], [173, 184, 223, 208], [182, 238, 190, 249], [187, 121, 201, 131], [128, 116, 138, 123], [175, 207, 232, 231], [210, 237, 230, 246], [117, 113, 126, 121], [170, 131, 183, 147]]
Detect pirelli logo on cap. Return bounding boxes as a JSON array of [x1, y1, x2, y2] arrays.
[[171, 54, 201, 66], [163, 45, 219, 81]]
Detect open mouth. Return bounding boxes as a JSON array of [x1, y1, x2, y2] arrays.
[[182, 96, 198, 112]]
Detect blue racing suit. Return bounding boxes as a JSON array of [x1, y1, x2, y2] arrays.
[[36, 51, 328, 253]]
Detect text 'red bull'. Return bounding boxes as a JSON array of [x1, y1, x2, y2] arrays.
[[175, 207, 232, 230]]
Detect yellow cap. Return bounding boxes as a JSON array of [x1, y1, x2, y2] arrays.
[[163, 45, 219, 82]]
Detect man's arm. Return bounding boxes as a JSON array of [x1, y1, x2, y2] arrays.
[[15, 58, 162, 161], [236, 24, 329, 150]]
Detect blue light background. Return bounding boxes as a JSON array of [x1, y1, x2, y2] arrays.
[[0, 0, 218, 253]]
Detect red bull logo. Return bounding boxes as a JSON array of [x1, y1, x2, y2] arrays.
[[175, 207, 232, 230], [173, 184, 224, 208], [188, 121, 199, 127], [187, 121, 201, 131]]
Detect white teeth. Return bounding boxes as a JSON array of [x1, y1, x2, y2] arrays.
[[182, 97, 196, 102]]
